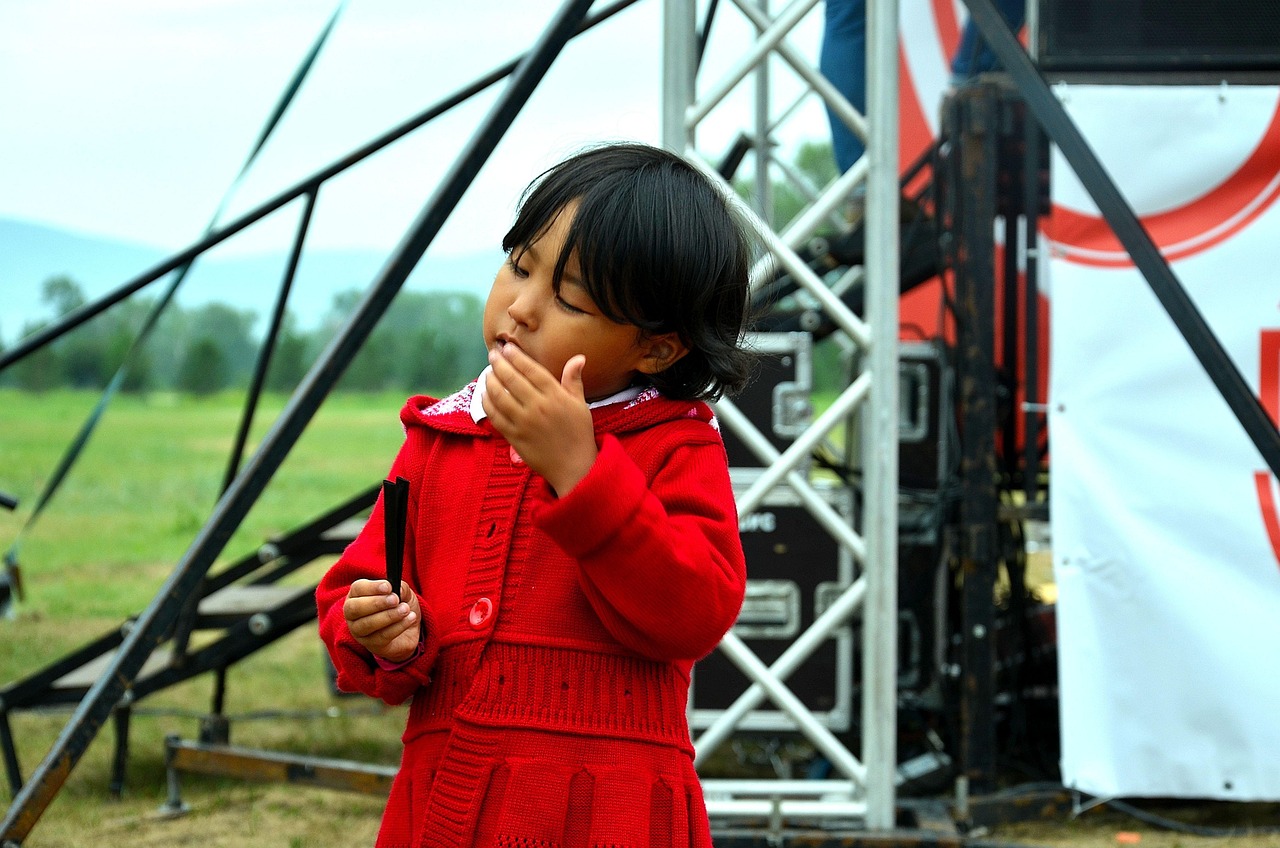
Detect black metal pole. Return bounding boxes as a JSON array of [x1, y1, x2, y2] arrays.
[[221, 188, 318, 494], [0, 1, 594, 841], [0, 712, 21, 799], [962, 0, 1280, 479], [1000, 199, 1019, 486]]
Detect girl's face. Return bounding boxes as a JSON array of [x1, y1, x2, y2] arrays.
[[482, 203, 684, 402]]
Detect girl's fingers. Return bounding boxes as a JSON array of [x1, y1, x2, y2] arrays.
[[491, 344, 555, 396], [344, 591, 407, 625], [349, 607, 417, 641], [344, 582, 418, 654], [349, 578, 393, 598], [485, 356, 521, 411]]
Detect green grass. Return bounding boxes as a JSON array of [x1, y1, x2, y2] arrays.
[[0, 388, 410, 616], [0, 388, 416, 836]]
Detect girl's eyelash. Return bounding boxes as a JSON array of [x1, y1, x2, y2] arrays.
[[505, 251, 588, 313], [556, 295, 587, 314]]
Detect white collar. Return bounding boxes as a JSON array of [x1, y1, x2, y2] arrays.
[[469, 366, 645, 424]]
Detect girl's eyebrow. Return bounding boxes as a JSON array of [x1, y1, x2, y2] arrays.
[[524, 241, 584, 287]]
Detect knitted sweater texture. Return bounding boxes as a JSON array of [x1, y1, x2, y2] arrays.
[[315, 382, 746, 848]]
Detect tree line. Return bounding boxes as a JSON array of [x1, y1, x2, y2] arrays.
[[1, 276, 490, 397], [2, 141, 857, 399]]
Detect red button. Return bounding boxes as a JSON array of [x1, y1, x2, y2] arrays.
[[468, 597, 494, 628]]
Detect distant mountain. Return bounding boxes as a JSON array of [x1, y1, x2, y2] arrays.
[[0, 217, 502, 344]]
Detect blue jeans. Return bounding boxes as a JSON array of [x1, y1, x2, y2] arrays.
[[820, 0, 866, 174], [950, 0, 1027, 81]]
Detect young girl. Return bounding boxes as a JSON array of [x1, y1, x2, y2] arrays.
[[316, 142, 754, 848]]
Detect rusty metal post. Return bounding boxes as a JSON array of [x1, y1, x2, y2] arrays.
[[950, 82, 1000, 799]]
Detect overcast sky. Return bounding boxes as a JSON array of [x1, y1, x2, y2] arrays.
[[0, 0, 827, 261]]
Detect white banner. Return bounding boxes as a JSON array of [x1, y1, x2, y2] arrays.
[[1047, 85, 1280, 799]]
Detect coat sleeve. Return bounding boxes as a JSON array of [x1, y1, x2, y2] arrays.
[[315, 448, 440, 706], [534, 430, 746, 662]]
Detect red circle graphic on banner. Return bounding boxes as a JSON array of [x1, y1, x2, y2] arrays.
[[1043, 103, 1280, 267], [900, 2, 1280, 269]]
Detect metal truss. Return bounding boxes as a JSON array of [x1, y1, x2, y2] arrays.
[[662, 0, 901, 834]]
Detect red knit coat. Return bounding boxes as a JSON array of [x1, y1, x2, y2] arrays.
[[315, 383, 746, 848]]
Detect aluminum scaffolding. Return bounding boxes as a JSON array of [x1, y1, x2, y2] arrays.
[[662, 0, 901, 835]]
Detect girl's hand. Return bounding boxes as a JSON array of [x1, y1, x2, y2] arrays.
[[482, 344, 597, 495], [343, 579, 422, 663]]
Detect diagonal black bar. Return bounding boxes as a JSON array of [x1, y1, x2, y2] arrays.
[[0, 0, 638, 374], [0, 0, 594, 840], [960, 0, 1280, 478], [221, 187, 319, 494]]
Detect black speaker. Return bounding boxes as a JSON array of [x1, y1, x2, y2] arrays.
[[692, 478, 951, 731], [691, 478, 855, 733], [721, 332, 814, 470], [898, 342, 953, 496], [1037, 0, 1280, 73]]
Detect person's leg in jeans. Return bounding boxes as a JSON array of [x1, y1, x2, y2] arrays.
[[950, 0, 1026, 82], [820, 0, 867, 174]]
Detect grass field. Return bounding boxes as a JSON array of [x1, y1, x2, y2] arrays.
[[0, 388, 412, 846], [2, 389, 1279, 847]]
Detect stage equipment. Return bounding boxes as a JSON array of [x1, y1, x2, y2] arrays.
[[1036, 0, 1280, 73]]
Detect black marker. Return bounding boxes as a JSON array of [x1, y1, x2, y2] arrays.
[[382, 476, 409, 601]]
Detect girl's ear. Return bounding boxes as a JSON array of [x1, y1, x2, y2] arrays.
[[636, 332, 689, 375]]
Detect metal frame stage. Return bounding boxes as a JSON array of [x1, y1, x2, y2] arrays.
[[6, 0, 1274, 846]]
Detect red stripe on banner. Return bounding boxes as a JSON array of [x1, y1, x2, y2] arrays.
[[1254, 472, 1280, 569], [898, 42, 936, 174], [1046, 102, 1280, 267], [1255, 331, 1280, 569], [1260, 329, 1280, 425], [931, 0, 961, 62]]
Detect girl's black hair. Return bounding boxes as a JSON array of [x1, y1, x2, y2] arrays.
[[502, 142, 755, 401]]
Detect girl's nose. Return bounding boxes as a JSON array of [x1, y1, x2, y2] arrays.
[[507, 290, 536, 329]]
